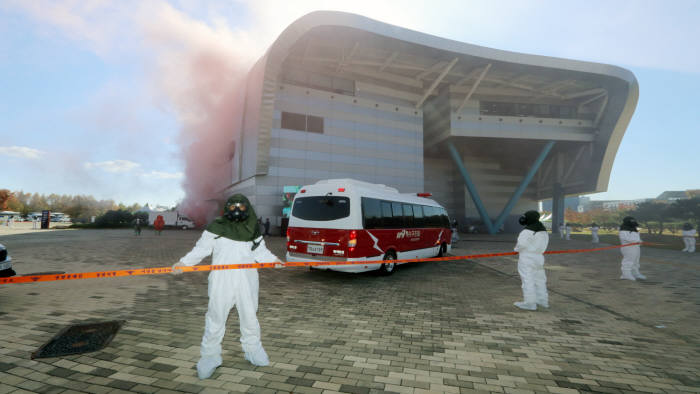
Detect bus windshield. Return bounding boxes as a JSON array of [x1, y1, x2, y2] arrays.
[[292, 196, 350, 221]]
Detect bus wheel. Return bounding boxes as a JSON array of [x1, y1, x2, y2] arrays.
[[437, 243, 447, 257], [379, 252, 396, 275]]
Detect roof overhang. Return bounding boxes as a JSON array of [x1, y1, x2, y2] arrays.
[[250, 11, 638, 196]]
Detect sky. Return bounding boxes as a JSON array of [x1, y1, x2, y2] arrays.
[[1, 0, 699, 212]]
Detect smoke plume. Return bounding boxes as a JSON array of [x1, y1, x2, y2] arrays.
[[136, 3, 260, 225]]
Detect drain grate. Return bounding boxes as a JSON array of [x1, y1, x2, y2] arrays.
[[31, 321, 124, 359]]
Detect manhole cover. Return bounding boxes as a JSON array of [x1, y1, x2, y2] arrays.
[[31, 320, 124, 359]]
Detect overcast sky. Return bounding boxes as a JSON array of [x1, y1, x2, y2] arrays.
[[1, 0, 698, 207]]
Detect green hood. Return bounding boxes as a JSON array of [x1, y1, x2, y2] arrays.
[[206, 194, 261, 242]]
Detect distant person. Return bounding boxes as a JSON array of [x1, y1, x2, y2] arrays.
[[264, 218, 270, 236], [172, 194, 283, 379], [565, 223, 572, 240], [451, 219, 459, 242], [513, 210, 549, 311], [619, 216, 645, 280], [154, 215, 165, 236], [32, 217, 38, 230], [590, 223, 600, 243], [133, 218, 142, 236], [682, 223, 696, 253], [559, 223, 565, 239]]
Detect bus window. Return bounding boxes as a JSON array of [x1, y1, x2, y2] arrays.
[[403, 204, 414, 228], [292, 196, 350, 221], [390, 202, 403, 228], [380, 201, 393, 228], [439, 208, 449, 228], [425, 207, 440, 227], [361, 197, 381, 229], [413, 205, 425, 227]]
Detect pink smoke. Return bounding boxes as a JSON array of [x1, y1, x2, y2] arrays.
[[169, 52, 247, 226], [138, 4, 260, 225]]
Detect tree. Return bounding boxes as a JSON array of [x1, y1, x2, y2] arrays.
[[134, 211, 149, 223], [630, 201, 668, 234], [0, 189, 13, 210], [29, 193, 48, 211], [95, 210, 134, 227], [667, 197, 700, 225]]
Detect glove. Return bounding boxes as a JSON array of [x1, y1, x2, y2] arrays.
[[172, 261, 186, 275]]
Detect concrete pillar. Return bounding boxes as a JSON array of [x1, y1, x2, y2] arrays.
[[552, 183, 564, 234]]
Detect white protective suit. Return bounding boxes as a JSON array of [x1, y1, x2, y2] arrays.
[[559, 224, 565, 239], [590, 226, 600, 243], [619, 230, 644, 280], [682, 229, 696, 252], [565, 225, 572, 240], [177, 230, 280, 377], [514, 229, 549, 310]]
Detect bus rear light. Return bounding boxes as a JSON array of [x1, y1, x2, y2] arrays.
[[417, 192, 432, 197], [286, 228, 290, 249], [300, 189, 306, 193], [348, 230, 357, 250], [337, 188, 345, 192]]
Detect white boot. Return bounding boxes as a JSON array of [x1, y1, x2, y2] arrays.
[[513, 301, 537, 311], [633, 269, 646, 280], [620, 270, 636, 281], [197, 354, 222, 379], [244, 345, 270, 366]]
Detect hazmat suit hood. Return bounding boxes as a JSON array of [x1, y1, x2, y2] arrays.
[[206, 194, 261, 242], [683, 223, 693, 231], [519, 210, 547, 232], [620, 216, 639, 232]]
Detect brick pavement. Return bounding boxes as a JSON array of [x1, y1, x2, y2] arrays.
[[0, 229, 698, 393]]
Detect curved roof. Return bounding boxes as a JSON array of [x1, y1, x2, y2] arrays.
[[249, 10, 638, 195]]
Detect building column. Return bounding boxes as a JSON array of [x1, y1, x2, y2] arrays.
[[552, 182, 564, 234], [446, 141, 496, 234], [492, 141, 554, 231]]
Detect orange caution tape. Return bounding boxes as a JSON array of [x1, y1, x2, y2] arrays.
[[0, 242, 643, 285]]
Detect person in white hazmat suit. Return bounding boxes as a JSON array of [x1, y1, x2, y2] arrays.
[[172, 194, 283, 379], [619, 216, 645, 280], [681, 223, 696, 253], [513, 210, 549, 311], [590, 223, 600, 243]]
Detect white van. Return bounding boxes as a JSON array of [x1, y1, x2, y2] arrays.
[[285, 179, 452, 275]]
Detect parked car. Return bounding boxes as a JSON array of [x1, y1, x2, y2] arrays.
[[0, 243, 15, 277]]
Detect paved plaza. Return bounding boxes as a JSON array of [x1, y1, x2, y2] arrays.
[[0, 227, 698, 394]]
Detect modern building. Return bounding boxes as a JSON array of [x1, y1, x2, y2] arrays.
[[655, 190, 690, 202], [540, 196, 582, 213], [584, 199, 648, 212], [225, 11, 638, 234]]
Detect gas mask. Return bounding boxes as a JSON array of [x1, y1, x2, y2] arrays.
[[225, 202, 249, 222], [519, 210, 540, 226], [623, 216, 638, 228]]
